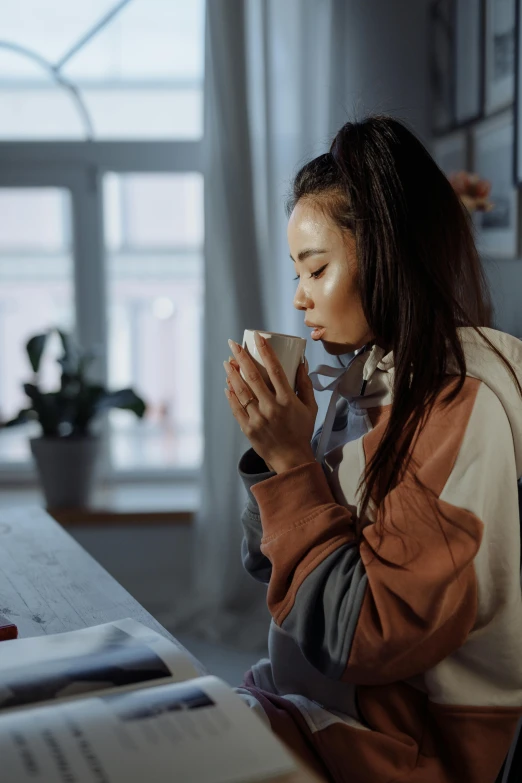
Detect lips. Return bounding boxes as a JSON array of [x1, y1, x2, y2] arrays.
[[305, 320, 326, 340]]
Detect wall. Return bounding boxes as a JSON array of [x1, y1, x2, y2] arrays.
[[334, 0, 430, 142], [483, 258, 522, 337]]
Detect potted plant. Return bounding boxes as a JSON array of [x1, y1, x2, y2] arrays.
[[2, 329, 146, 509]]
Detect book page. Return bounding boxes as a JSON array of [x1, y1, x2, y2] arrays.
[[0, 619, 202, 714], [0, 675, 297, 783]]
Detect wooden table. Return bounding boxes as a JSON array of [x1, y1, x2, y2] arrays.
[[0, 505, 323, 783], [0, 505, 200, 670]]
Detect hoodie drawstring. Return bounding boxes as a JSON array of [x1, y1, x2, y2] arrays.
[[360, 344, 387, 397]]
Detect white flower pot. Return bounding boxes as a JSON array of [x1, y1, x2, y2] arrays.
[[30, 436, 101, 509]]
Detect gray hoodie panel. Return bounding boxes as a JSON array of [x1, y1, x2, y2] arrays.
[[238, 448, 274, 584], [280, 543, 367, 680]]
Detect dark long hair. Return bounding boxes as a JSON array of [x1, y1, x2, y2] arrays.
[[287, 116, 522, 550]]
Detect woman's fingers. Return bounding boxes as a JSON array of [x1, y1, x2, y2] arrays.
[[224, 354, 255, 426], [252, 335, 294, 399], [224, 385, 250, 430], [224, 360, 258, 411], [227, 339, 281, 404], [227, 355, 250, 401], [228, 356, 240, 371], [228, 333, 293, 401]]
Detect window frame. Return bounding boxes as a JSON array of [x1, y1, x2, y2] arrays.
[[0, 139, 203, 486]]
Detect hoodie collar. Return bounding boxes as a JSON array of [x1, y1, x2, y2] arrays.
[[309, 343, 392, 408], [309, 343, 391, 466]]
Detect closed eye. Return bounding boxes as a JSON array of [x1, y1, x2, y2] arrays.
[[293, 264, 328, 282]]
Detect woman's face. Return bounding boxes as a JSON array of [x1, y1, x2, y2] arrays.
[[288, 198, 374, 355]]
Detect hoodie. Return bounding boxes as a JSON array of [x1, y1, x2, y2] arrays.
[[237, 327, 522, 783]]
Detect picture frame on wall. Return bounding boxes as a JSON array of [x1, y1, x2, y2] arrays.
[[433, 130, 469, 175], [429, 0, 456, 133], [455, 0, 484, 125], [514, 0, 522, 181], [472, 110, 518, 257], [485, 0, 516, 114]]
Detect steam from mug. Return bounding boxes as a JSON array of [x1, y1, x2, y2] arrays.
[[241, 330, 307, 392]]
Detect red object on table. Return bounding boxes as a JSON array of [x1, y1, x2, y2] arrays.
[[0, 613, 18, 640]]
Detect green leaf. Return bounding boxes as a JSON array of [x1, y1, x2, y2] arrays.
[[23, 383, 43, 403], [23, 386, 62, 437], [2, 409, 35, 427], [26, 334, 48, 373], [16, 331, 146, 437], [57, 330, 79, 376], [57, 329, 73, 356], [72, 384, 106, 434], [77, 353, 95, 381], [96, 388, 147, 418]]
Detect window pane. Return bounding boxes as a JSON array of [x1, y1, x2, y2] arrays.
[[0, 188, 74, 461], [0, 188, 69, 250], [0, 88, 85, 140], [0, 49, 49, 81], [0, 1, 115, 66], [63, 0, 205, 81], [105, 172, 204, 249], [0, 0, 205, 140], [83, 88, 202, 141], [104, 173, 203, 471]]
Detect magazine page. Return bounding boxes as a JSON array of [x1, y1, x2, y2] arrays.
[[0, 619, 202, 714], [0, 674, 298, 783]]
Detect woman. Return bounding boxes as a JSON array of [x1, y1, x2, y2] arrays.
[[223, 116, 522, 783]]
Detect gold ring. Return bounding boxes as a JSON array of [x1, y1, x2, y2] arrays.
[[243, 396, 256, 411]]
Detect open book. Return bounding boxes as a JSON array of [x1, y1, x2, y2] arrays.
[[0, 619, 320, 783]]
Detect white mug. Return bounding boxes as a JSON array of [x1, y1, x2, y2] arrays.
[[242, 329, 307, 392]]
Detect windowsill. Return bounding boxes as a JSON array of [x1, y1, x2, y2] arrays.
[[0, 422, 203, 477], [0, 480, 199, 526]]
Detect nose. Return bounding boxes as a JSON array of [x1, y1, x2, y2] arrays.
[[293, 280, 312, 312]]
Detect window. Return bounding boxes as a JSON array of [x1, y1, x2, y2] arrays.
[[0, 187, 74, 463], [0, 0, 205, 483], [0, 0, 205, 140], [105, 173, 203, 470]]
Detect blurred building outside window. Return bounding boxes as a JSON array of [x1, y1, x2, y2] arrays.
[[0, 188, 74, 462], [105, 173, 203, 472], [0, 0, 205, 482]]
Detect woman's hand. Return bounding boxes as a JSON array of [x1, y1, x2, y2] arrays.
[[224, 333, 318, 475], [225, 357, 277, 472], [225, 356, 276, 471], [448, 170, 494, 213]]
